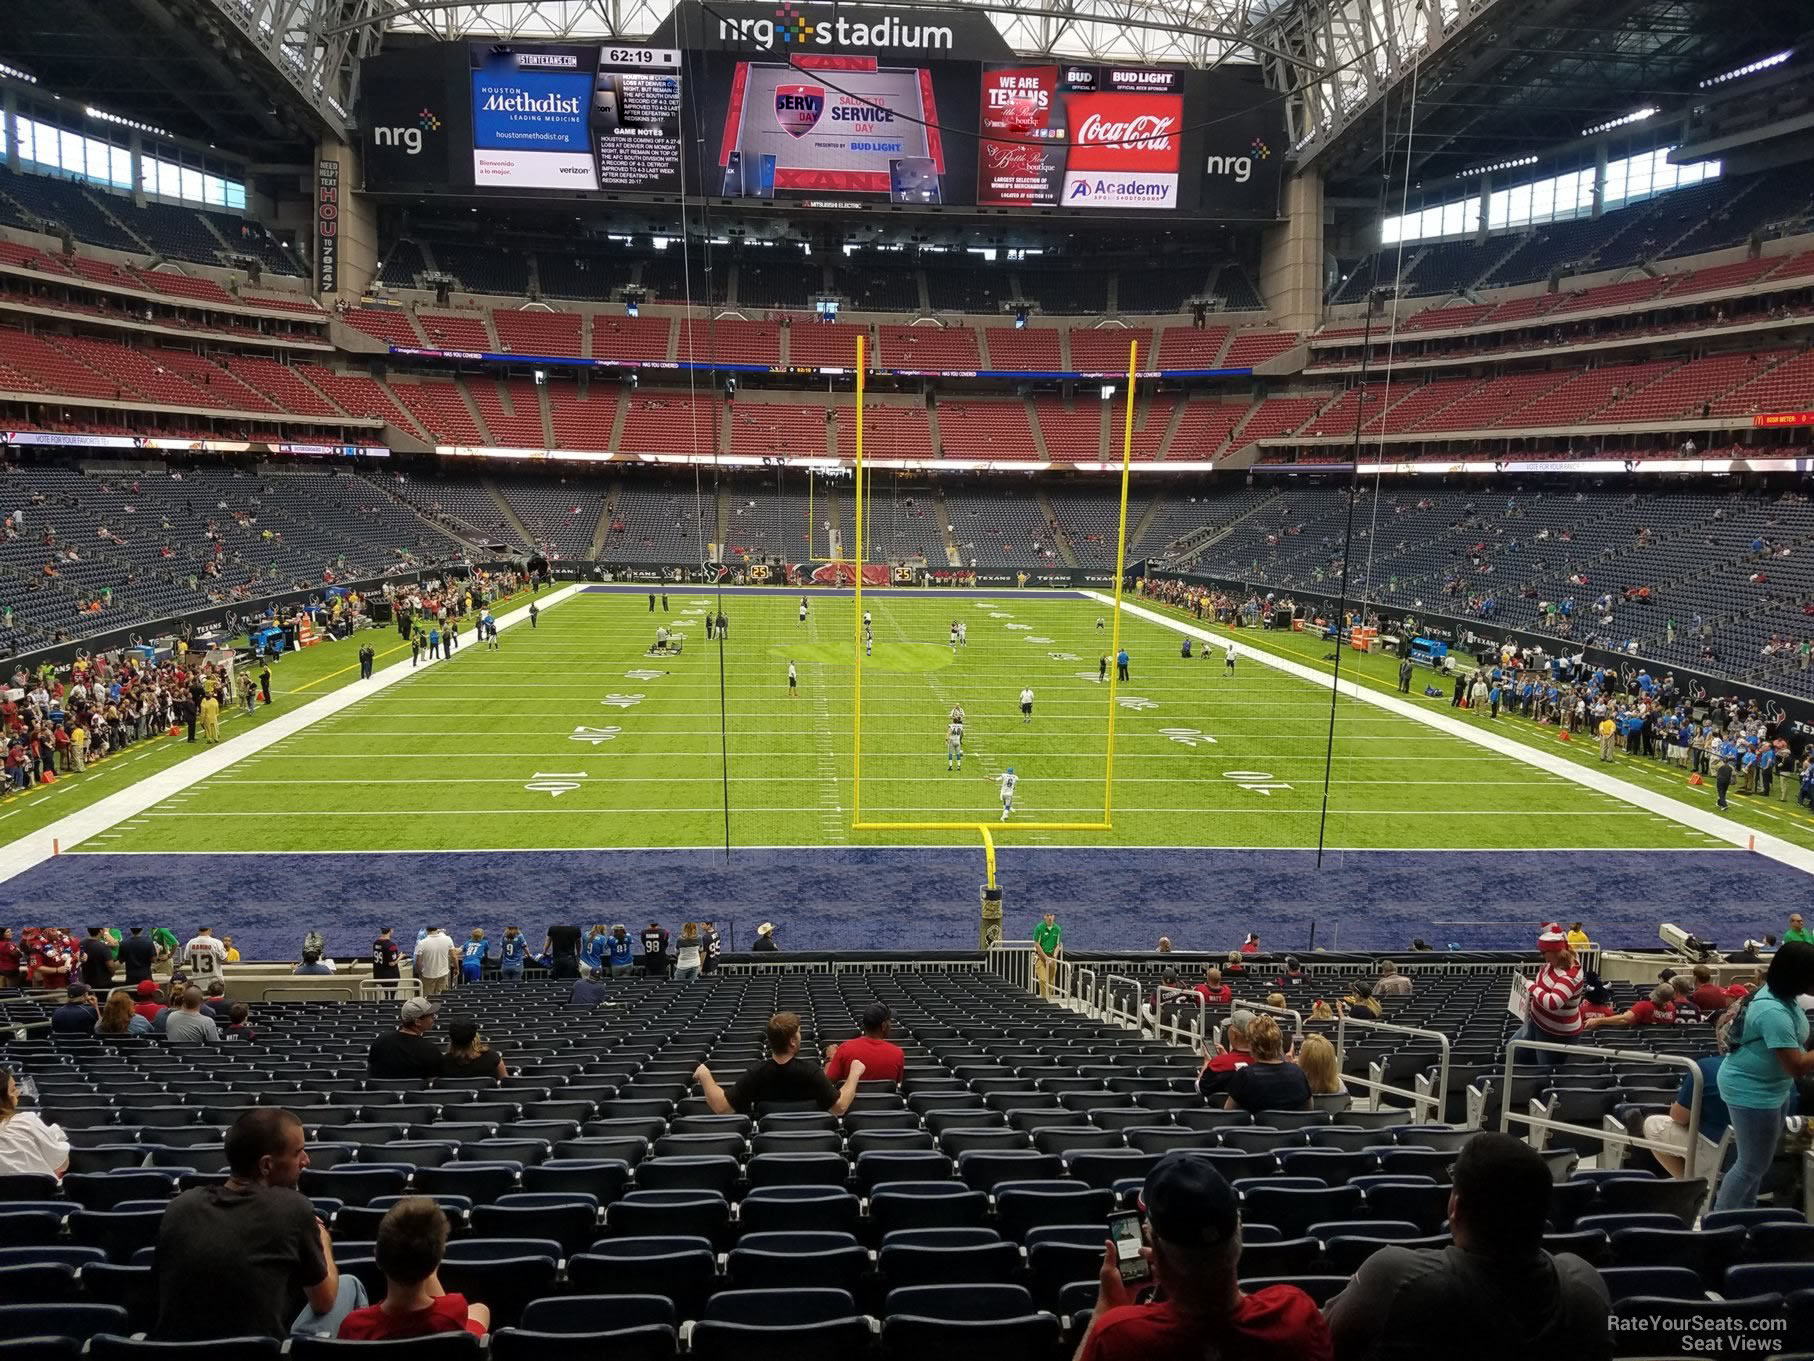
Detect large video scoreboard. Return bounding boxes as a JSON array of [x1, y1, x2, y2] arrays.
[[359, 3, 1285, 220]]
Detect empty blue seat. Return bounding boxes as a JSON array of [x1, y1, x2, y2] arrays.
[[290, 1335, 482, 1359], [1599, 1266, 1705, 1301], [882, 1282, 1058, 1361], [702, 1288, 857, 1326], [728, 1232, 867, 1294], [605, 1191, 729, 1244], [1728, 1262, 1814, 1297], [869, 1183, 987, 1235], [0, 1266, 79, 1306], [880, 1240, 1019, 1289], [1242, 1185, 1363, 1239], [737, 1187, 861, 1237], [568, 1237, 717, 1317], [691, 1316, 874, 1361], [1028, 1239, 1107, 1309], [90, 1338, 281, 1360], [995, 1183, 1112, 1240]]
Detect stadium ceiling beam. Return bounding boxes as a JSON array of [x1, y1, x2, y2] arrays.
[[200, 0, 392, 138], [1257, 0, 1504, 170], [320, 0, 1329, 74]]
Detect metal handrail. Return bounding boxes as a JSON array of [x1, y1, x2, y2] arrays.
[[1499, 1038, 1715, 1181], [1335, 1010, 1452, 1124], [1152, 986, 1207, 1048], [1101, 974, 1142, 1030], [987, 940, 1037, 994]]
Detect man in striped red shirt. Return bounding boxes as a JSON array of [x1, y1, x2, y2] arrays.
[[1521, 924, 1584, 1066]]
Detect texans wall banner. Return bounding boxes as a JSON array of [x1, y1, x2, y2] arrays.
[[718, 54, 945, 201]]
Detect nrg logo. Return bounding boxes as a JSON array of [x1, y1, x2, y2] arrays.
[[373, 108, 442, 155]]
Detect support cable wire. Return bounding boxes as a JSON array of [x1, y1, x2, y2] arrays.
[[1313, 46, 1421, 872], [677, 41, 734, 866]]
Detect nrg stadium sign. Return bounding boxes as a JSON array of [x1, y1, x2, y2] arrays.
[[655, 0, 1015, 59]]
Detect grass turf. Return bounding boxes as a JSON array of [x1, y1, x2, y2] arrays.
[[58, 588, 1716, 855]]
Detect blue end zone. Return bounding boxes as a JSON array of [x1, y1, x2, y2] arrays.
[[3, 847, 1776, 959]]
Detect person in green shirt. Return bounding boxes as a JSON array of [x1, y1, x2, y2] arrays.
[[1782, 913, 1814, 945], [1714, 941, 1814, 1210], [150, 927, 179, 966], [1032, 912, 1062, 998]]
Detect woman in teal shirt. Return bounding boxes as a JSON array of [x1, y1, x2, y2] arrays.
[[1714, 942, 1814, 1210]]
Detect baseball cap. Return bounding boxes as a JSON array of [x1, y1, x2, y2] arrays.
[[1139, 1152, 1239, 1249], [861, 1002, 892, 1032], [135, 980, 160, 997], [400, 997, 440, 1024], [65, 983, 91, 998]]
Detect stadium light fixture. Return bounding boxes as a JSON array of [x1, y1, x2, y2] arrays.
[[0, 62, 36, 85], [85, 105, 170, 138], [1582, 106, 1658, 137], [1700, 49, 1794, 87], [1460, 153, 1538, 178]]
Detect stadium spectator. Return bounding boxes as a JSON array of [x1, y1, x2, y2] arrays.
[[1223, 1015, 1310, 1114], [0, 1068, 69, 1178], [1689, 964, 1733, 1014], [1566, 922, 1591, 948], [1276, 956, 1308, 987], [1641, 1054, 1727, 1179], [293, 950, 333, 976], [50, 982, 99, 1035], [1324, 1132, 1610, 1360], [1520, 926, 1584, 1066], [1033, 911, 1062, 996], [166, 985, 220, 1043], [640, 919, 671, 977], [1583, 983, 1676, 1030], [1338, 980, 1382, 1019], [1297, 1033, 1348, 1111], [371, 927, 401, 996], [607, 924, 634, 977], [153, 1108, 367, 1340], [1198, 1009, 1255, 1101], [96, 989, 135, 1036], [1074, 1153, 1332, 1361], [182, 926, 227, 979], [1714, 941, 1814, 1210], [1784, 913, 1813, 945], [116, 925, 154, 985], [675, 922, 704, 981], [1240, 932, 1261, 954], [826, 1002, 906, 1083], [221, 936, 241, 963], [544, 921, 582, 979], [131, 978, 166, 1024], [1197, 966, 1232, 1004], [1374, 962, 1412, 998], [369, 998, 443, 1080], [752, 921, 779, 952], [442, 1019, 506, 1079], [1157, 936, 1173, 953], [413, 927, 455, 995], [224, 1002, 256, 1041], [568, 973, 609, 1007], [693, 1010, 866, 1116], [0, 927, 18, 989], [338, 1198, 490, 1341], [78, 926, 113, 989], [703, 920, 722, 973]]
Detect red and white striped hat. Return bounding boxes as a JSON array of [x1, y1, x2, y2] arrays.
[[1537, 923, 1569, 953]]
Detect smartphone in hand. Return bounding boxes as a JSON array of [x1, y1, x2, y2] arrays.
[[1108, 1210, 1151, 1284]]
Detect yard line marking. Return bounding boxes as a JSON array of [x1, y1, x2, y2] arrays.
[[137, 806, 1664, 818], [0, 586, 584, 884], [1092, 591, 1814, 876]]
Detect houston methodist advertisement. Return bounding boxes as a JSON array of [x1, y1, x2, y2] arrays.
[[979, 64, 1184, 210]]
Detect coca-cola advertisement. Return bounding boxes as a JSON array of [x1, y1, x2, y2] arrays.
[[978, 63, 1184, 210]]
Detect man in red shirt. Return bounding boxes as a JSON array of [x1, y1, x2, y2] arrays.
[[824, 1002, 906, 1084], [1075, 1153, 1331, 1361], [1584, 983, 1676, 1030], [131, 979, 166, 1025], [1688, 965, 1734, 1015], [1196, 966, 1232, 1006]]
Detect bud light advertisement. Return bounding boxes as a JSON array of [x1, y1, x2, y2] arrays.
[[979, 63, 1183, 210]]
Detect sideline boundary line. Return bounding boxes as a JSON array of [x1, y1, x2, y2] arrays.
[[1088, 592, 1814, 877], [0, 586, 583, 884]]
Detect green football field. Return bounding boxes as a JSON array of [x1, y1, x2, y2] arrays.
[[56, 587, 1725, 854]]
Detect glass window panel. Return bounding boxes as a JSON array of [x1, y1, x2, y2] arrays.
[[1462, 198, 1481, 233], [1487, 188, 1510, 230], [109, 145, 132, 188], [1506, 182, 1532, 228], [203, 174, 226, 206], [1441, 200, 1467, 236], [1380, 215, 1402, 245], [13, 116, 34, 164], [179, 166, 203, 201], [225, 181, 247, 210], [1528, 176, 1556, 224], [59, 129, 86, 176]]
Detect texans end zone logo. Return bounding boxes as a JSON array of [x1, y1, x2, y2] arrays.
[[775, 84, 825, 137]]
